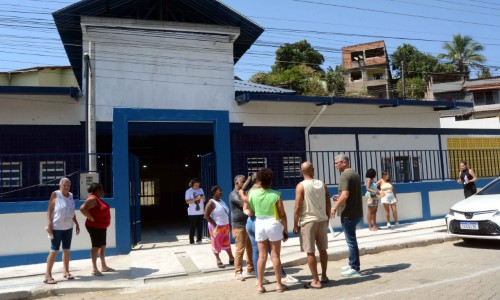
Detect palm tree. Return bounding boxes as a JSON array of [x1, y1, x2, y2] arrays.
[[438, 34, 485, 75]]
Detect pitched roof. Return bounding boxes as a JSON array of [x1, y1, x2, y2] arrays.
[[432, 81, 464, 93], [234, 80, 296, 95], [53, 0, 264, 88]]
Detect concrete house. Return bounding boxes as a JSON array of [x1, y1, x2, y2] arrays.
[[1, 0, 499, 267], [341, 41, 392, 99]]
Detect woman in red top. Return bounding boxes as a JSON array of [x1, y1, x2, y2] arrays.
[[80, 183, 113, 276]]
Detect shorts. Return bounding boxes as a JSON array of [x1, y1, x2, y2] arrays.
[[50, 228, 73, 251], [86, 226, 107, 248], [300, 220, 328, 253], [255, 216, 283, 242], [381, 191, 397, 204]]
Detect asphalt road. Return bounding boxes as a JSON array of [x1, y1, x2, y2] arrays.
[[45, 239, 500, 300]]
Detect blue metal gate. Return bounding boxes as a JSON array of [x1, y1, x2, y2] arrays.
[[200, 152, 216, 238], [129, 154, 141, 246]]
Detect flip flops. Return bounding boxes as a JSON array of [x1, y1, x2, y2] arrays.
[[92, 270, 104, 276], [43, 278, 57, 284], [102, 267, 115, 272], [257, 287, 266, 294], [304, 282, 322, 289], [276, 284, 288, 293], [63, 273, 75, 280], [217, 261, 225, 268], [320, 276, 330, 284]]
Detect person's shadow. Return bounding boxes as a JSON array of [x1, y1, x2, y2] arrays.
[[72, 267, 159, 281], [362, 263, 411, 275]]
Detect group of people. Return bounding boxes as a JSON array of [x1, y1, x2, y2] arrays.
[[185, 154, 364, 293], [44, 178, 113, 284], [364, 169, 399, 230]]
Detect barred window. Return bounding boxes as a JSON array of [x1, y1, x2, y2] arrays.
[[140, 178, 160, 206], [247, 157, 267, 177], [40, 161, 66, 185], [283, 157, 302, 178], [0, 162, 22, 188]]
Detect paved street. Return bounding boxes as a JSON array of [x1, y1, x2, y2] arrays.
[[43, 239, 500, 300]]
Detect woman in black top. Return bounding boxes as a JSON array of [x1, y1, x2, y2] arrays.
[[457, 160, 478, 198]]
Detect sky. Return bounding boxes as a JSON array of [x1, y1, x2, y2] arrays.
[[1, 0, 500, 80]]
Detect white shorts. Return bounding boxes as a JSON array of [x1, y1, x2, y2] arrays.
[[255, 216, 283, 242], [381, 191, 397, 204]]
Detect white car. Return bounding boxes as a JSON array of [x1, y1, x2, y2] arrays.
[[446, 177, 500, 241]]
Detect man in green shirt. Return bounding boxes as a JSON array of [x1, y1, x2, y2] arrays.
[[330, 154, 363, 277]]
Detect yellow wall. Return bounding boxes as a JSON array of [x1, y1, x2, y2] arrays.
[[1, 68, 77, 87], [447, 138, 500, 178]]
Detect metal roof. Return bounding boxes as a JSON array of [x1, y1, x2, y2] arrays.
[[234, 80, 296, 95], [463, 76, 500, 88], [53, 0, 264, 88], [236, 93, 473, 109]]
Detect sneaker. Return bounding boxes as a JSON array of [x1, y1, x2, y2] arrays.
[[196, 240, 203, 245], [282, 275, 300, 284], [189, 243, 195, 246], [386, 223, 392, 228], [235, 273, 246, 281], [341, 265, 351, 272], [255, 277, 270, 285], [394, 222, 400, 227], [341, 267, 361, 277]]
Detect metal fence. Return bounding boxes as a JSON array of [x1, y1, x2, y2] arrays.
[[0, 153, 113, 202], [232, 149, 500, 189]]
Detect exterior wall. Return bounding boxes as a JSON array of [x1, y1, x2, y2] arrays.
[[0, 94, 81, 125], [440, 117, 500, 129], [231, 102, 441, 128], [81, 18, 238, 122]]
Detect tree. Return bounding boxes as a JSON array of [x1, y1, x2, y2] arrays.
[[273, 40, 325, 72], [438, 34, 485, 75], [325, 65, 345, 96], [249, 40, 331, 95], [477, 66, 491, 79], [391, 44, 450, 81]]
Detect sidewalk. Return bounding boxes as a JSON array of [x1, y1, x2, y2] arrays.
[[0, 219, 458, 300]]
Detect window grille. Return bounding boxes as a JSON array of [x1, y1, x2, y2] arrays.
[[140, 178, 160, 206], [0, 161, 22, 188], [40, 161, 66, 185], [247, 157, 267, 177], [283, 156, 302, 178]]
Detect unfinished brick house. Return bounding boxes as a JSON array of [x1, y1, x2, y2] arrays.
[[342, 40, 392, 99]]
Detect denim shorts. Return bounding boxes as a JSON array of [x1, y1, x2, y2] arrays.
[[51, 228, 73, 251]]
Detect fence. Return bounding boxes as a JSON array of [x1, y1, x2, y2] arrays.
[[0, 153, 113, 202], [232, 149, 500, 189]]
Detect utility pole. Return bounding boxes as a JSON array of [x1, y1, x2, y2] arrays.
[[401, 60, 406, 100], [84, 41, 97, 173]]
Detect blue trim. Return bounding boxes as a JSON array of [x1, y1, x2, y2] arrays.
[[309, 127, 500, 135], [236, 93, 473, 108], [112, 108, 232, 254], [0, 86, 80, 98], [0, 248, 119, 268]]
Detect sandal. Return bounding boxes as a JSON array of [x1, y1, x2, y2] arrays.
[[276, 284, 288, 293], [304, 282, 322, 289], [320, 276, 329, 284], [101, 267, 115, 272], [217, 261, 225, 268], [63, 273, 75, 280], [257, 287, 266, 294], [43, 278, 57, 284], [92, 270, 104, 276]]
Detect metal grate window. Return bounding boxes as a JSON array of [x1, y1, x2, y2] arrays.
[[0, 162, 22, 188], [40, 161, 66, 185], [283, 156, 302, 178], [247, 157, 267, 177], [140, 178, 160, 206]]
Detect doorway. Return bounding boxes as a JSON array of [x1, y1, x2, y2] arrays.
[[112, 109, 232, 254]]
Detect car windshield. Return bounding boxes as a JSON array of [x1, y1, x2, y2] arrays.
[[476, 178, 500, 195]]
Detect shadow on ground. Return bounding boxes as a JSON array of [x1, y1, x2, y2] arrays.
[[453, 239, 500, 250]]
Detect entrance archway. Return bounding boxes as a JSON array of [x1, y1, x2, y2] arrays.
[[112, 108, 231, 254]]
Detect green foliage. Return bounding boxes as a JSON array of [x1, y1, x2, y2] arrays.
[[391, 44, 443, 81], [325, 65, 345, 96], [477, 66, 491, 78], [437, 34, 485, 75], [274, 40, 325, 72], [395, 77, 426, 100], [249, 40, 333, 96]]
